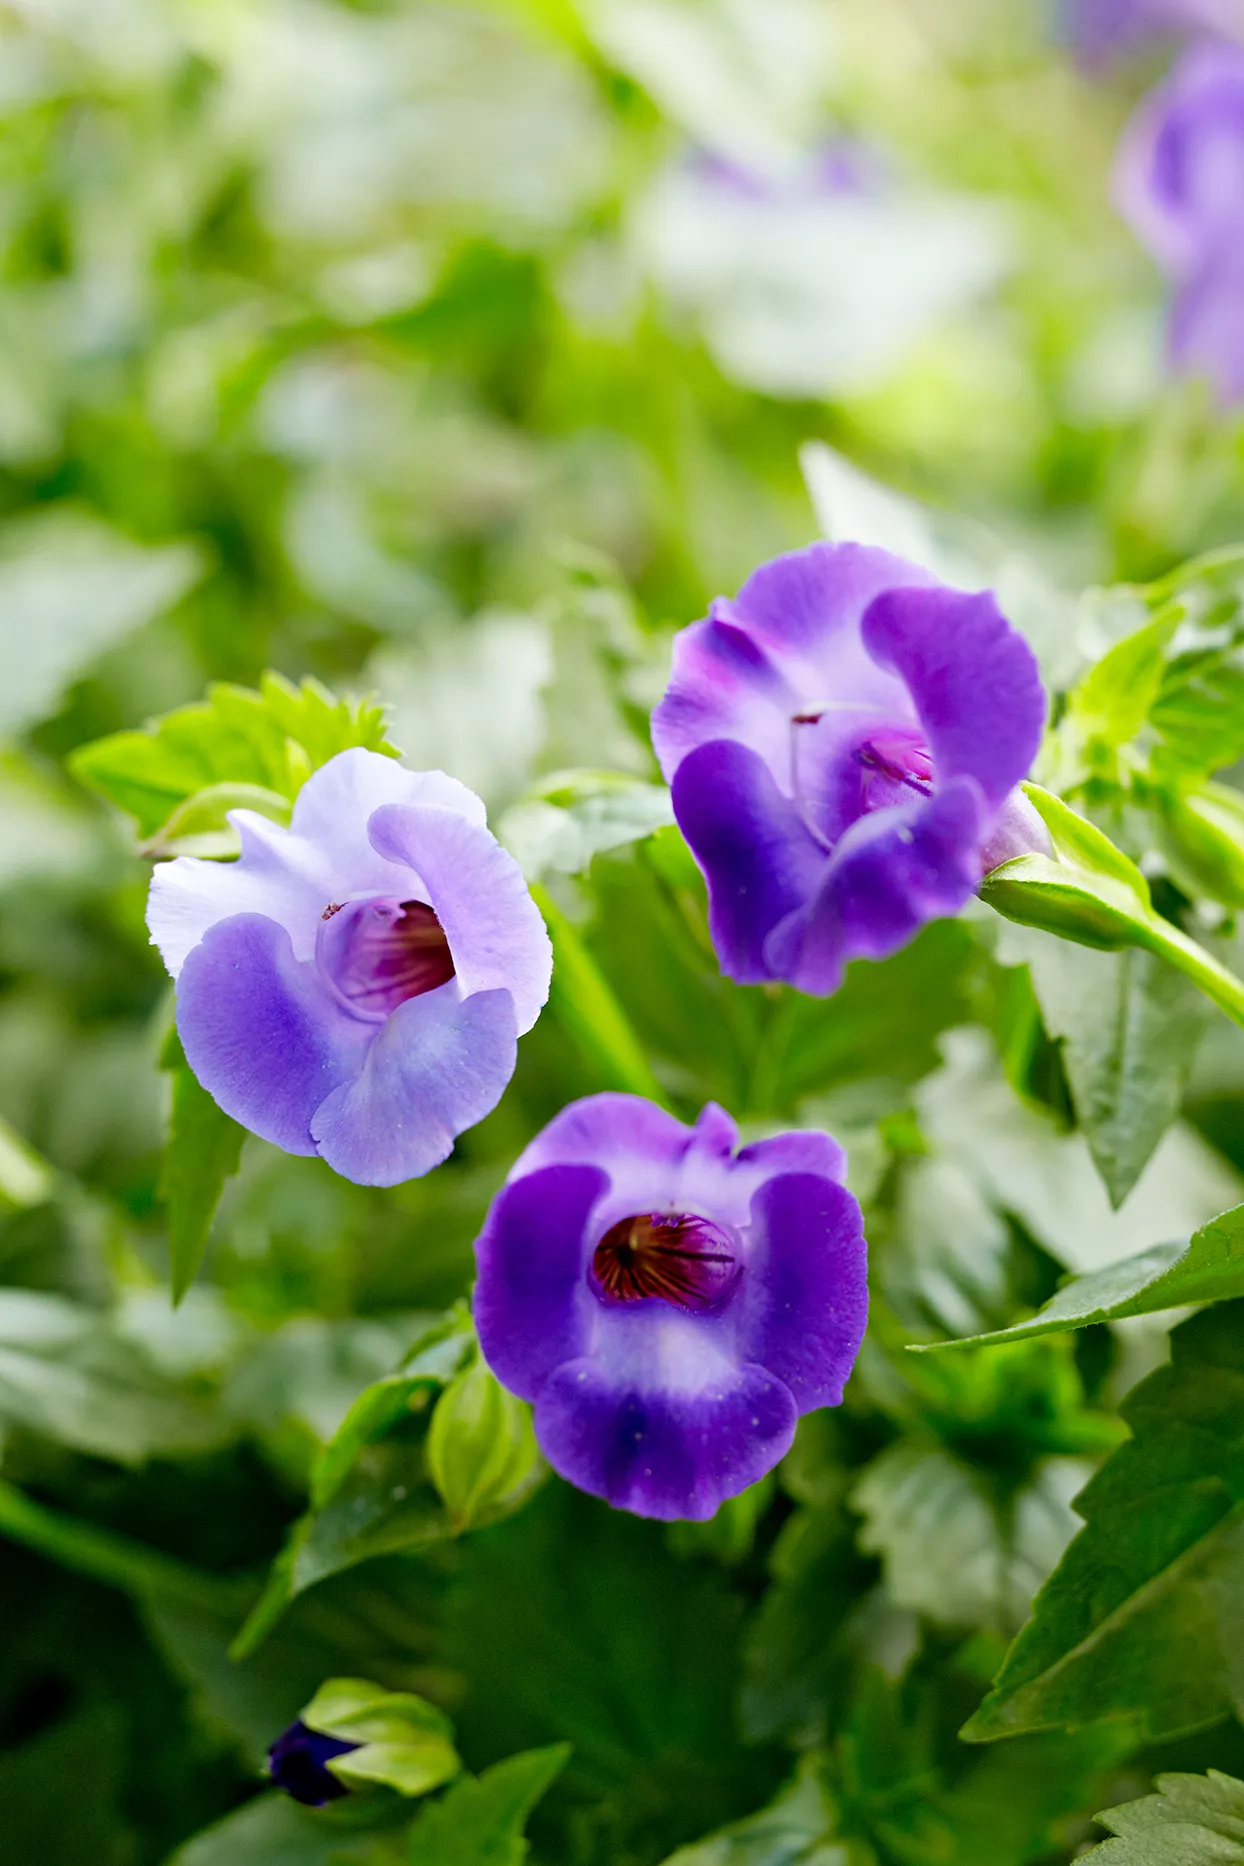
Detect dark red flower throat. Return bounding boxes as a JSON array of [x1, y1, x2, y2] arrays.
[[591, 1212, 740, 1314]]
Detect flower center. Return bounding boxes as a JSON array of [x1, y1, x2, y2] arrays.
[[790, 712, 934, 850], [591, 1212, 740, 1313], [322, 898, 455, 1018]]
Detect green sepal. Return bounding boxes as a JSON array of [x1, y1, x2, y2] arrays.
[[982, 785, 1154, 953], [425, 1351, 543, 1532], [299, 1678, 460, 1800]]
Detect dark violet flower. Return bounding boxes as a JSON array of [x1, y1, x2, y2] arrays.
[[1114, 38, 1244, 404], [1066, 0, 1243, 70], [147, 748, 551, 1186], [650, 543, 1047, 998], [268, 1720, 358, 1807], [473, 1094, 867, 1521]]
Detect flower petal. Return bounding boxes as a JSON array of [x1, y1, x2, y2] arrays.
[[366, 804, 551, 1036], [291, 748, 487, 883], [148, 812, 334, 978], [176, 913, 372, 1154], [765, 778, 985, 996], [672, 739, 826, 984], [652, 543, 928, 786], [1171, 240, 1244, 403], [861, 585, 1046, 813], [732, 1171, 868, 1414], [309, 982, 518, 1186], [535, 1351, 797, 1521], [474, 1162, 609, 1402]]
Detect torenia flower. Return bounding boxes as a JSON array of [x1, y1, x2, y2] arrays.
[[147, 748, 551, 1186], [651, 544, 1047, 998], [473, 1095, 867, 1521], [1115, 38, 1244, 405], [1066, 0, 1243, 70]]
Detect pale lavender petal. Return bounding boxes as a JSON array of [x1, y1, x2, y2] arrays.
[[176, 913, 372, 1154], [534, 1352, 797, 1521], [862, 585, 1047, 813], [735, 1129, 847, 1184], [980, 787, 1054, 872], [672, 739, 826, 984], [291, 747, 487, 893], [651, 613, 795, 784], [473, 1163, 608, 1401], [732, 1172, 867, 1413], [147, 812, 334, 977], [309, 982, 517, 1187], [366, 804, 551, 1035]]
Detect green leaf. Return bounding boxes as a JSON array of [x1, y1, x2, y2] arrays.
[[850, 1443, 1091, 1632], [141, 780, 293, 859], [70, 670, 397, 839], [1010, 929, 1208, 1207], [161, 1052, 246, 1304], [406, 1744, 570, 1866], [1086, 1770, 1244, 1862], [0, 1289, 226, 1463], [1062, 611, 1177, 780], [0, 506, 204, 737], [963, 1301, 1244, 1744], [300, 1677, 460, 1799], [530, 880, 669, 1103], [913, 1202, 1244, 1351], [658, 1753, 846, 1866], [0, 1114, 55, 1212], [667, 1474, 776, 1566], [499, 769, 675, 881], [169, 1793, 405, 1866]]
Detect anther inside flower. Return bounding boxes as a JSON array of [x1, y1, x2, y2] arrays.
[[146, 748, 551, 1186], [652, 542, 1048, 996], [474, 1095, 868, 1522], [591, 1212, 740, 1311]]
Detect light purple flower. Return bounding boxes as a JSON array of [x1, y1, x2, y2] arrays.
[[147, 748, 551, 1187], [1066, 0, 1243, 69], [1115, 38, 1244, 404], [650, 544, 1047, 999], [473, 1095, 866, 1521]]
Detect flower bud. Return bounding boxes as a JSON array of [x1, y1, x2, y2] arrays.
[[269, 1678, 461, 1804], [1157, 779, 1244, 908], [426, 1351, 541, 1531]]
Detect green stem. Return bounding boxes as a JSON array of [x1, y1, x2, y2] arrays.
[[0, 1478, 249, 1614], [1137, 915, 1244, 1030], [531, 883, 669, 1107]]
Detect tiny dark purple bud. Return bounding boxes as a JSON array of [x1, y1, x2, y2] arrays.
[[591, 1211, 741, 1313], [267, 1720, 358, 1807]]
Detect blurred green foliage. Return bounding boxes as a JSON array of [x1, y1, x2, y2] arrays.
[[7, 1, 1244, 1863]]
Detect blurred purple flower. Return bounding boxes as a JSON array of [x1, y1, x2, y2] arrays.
[[1067, 0, 1243, 69], [651, 544, 1047, 998], [690, 137, 888, 204], [474, 1095, 866, 1521], [1115, 38, 1244, 403], [147, 748, 551, 1186], [268, 1721, 357, 1806]]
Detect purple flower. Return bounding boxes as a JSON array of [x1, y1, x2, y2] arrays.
[[473, 1094, 867, 1522], [147, 748, 551, 1186], [1115, 38, 1244, 404], [650, 544, 1047, 999], [268, 1720, 358, 1805], [1066, 0, 1243, 69]]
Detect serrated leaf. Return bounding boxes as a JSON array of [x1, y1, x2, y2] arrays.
[[914, 1202, 1244, 1351], [850, 1444, 1090, 1632], [162, 1058, 246, 1304], [1012, 929, 1208, 1207], [1086, 1770, 1244, 1862], [499, 769, 675, 881], [963, 1301, 1244, 1744], [70, 670, 397, 838], [658, 1754, 845, 1866], [407, 1744, 571, 1866]]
